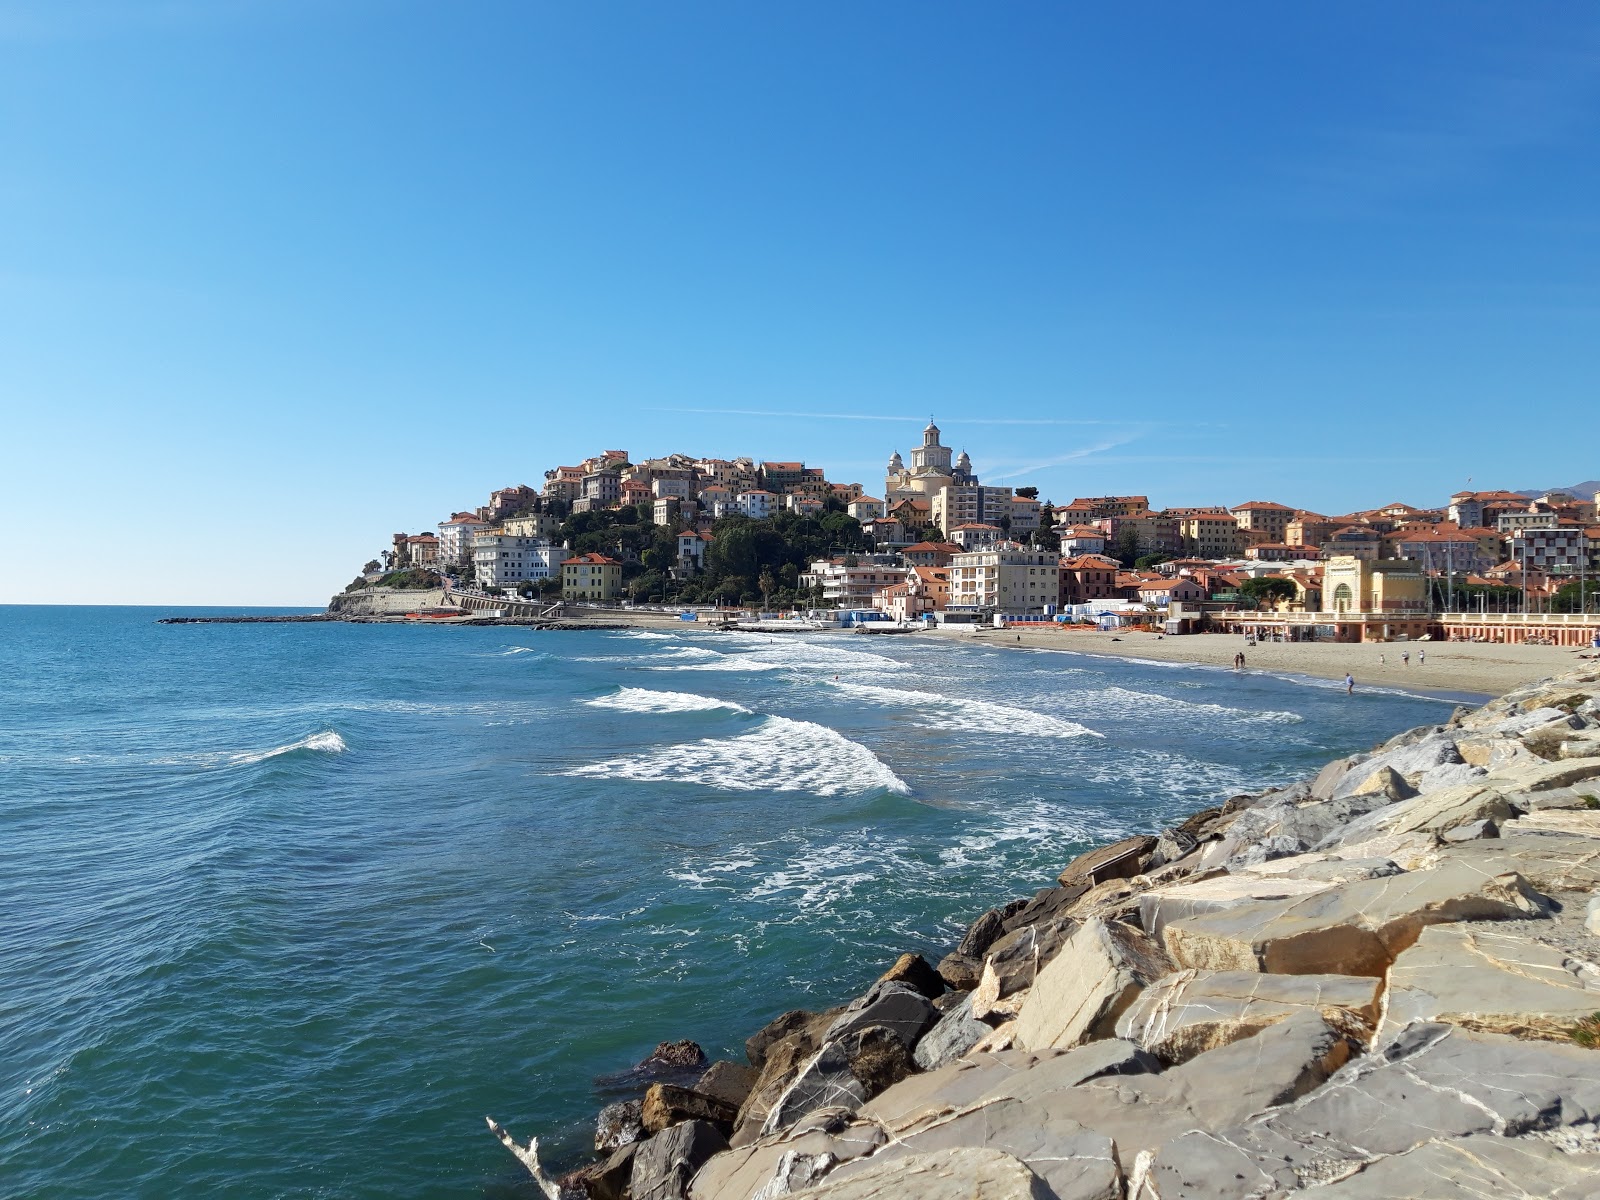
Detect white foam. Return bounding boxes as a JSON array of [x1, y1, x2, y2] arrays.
[[615, 630, 677, 641], [827, 680, 1103, 739], [227, 730, 348, 766], [500, 646, 543, 656], [564, 715, 909, 796], [1075, 685, 1304, 725], [583, 687, 750, 714]]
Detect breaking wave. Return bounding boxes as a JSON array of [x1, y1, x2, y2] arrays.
[[1077, 686, 1304, 724], [564, 715, 909, 796], [582, 688, 750, 714], [226, 731, 348, 766], [827, 680, 1102, 739]]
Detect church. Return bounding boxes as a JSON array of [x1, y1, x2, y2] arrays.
[[884, 420, 975, 505]]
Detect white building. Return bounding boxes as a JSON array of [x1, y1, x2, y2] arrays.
[[801, 557, 906, 608], [437, 512, 489, 566], [848, 495, 886, 521], [948, 544, 1060, 614], [735, 490, 778, 520], [677, 530, 710, 573], [472, 531, 560, 589], [949, 523, 1004, 550]]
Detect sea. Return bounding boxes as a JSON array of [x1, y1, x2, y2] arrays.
[[0, 606, 1474, 1198]]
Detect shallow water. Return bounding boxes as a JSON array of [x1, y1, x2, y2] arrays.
[[0, 607, 1461, 1197]]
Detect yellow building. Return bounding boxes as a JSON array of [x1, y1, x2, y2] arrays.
[[1322, 556, 1428, 615], [561, 553, 623, 601]]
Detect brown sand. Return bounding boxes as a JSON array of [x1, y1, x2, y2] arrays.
[[923, 625, 1587, 699]]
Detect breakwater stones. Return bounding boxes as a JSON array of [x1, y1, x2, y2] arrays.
[[491, 666, 1600, 1199]]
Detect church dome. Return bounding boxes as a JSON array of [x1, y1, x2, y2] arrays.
[[887, 450, 904, 470], [955, 450, 971, 471]]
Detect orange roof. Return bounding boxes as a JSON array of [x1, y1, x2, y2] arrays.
[[562, 553, 620, 565], [1232, 500, 1293, 511]]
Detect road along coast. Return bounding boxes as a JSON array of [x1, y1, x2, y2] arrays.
[[929, 624, 1583, 701], [494, 664, 1600, 1199]]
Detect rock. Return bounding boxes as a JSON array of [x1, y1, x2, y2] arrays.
[[734, 1021, 837, 1147], [1058, 835, 1157, 888], [821, 980, 939, 1050], [1001, 883, 1094, 934], [1176, 805, 1225, 834], [931, 988, 970, 1013], [992, 1012, 1358, 1162], [596, 1038, 712, 1093], [845, 1025, 917, 1096], [577, 1143, 636, 1200], [1133, 1022, 1600, 1195], [862, 1048, 1068, 1133], [641, 1083, 739, 1136], [1220, 834, 1306, 870], [1161, 859, 1549, 977], [1298, 1133, 1600, 1199], [969, 917, 1077, 1016], [955, 903, 1019, 959], [876, 952, 945, 999], [934, 951, 984, 991], [747, 1010, 820, 1070], [1441, 817, 1498, 842], [685, 1109, 885, 1200], [1489, 756, 1600, 792], [1379, 924, 1600, 1043], [788, 1146, 1053, 1200], [692, 1061, 758, 1110], [967, 1020, 1018, 1054], [1014, 917, 1173, 1051], [1558, 732, 1600, 759], [1588, 895, 1600, 936], [1491, 706, 1573, 736], [760, 1034, 874, 1135], [1320, 781, 1514, 846], [825, 1097, 1121, 1200], [912, 995, 990, 1070], [969, 1038, 1161, 1108], [595, 1099, 645, 1152], [643, 1039, 706, 1071], [1114, 968, 1381, 1064], [1147, 828, 1198, 869], [1138, 874, 1335, 940], [1236, 854, 1402, 884], [1337, 764, 1416, 803], [1416, 760, 1488, 793], [1442, 830, 1600, 892], [630, 1120, 729, 1200], [1311, 755, 1357, 799]]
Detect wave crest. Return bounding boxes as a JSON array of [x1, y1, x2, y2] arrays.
[[828, 680, 1102, 739], [583, 688, 750, 714], [227, 731, 348, 766], [564, 715, 908, 796]]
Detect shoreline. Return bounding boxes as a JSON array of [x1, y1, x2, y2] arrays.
[[916, 624, 1583, 701]]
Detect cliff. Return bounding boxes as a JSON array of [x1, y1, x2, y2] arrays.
[[497, 666, 1600, 1199]]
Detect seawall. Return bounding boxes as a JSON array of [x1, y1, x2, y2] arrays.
[[496, 664, 1600, 1199]]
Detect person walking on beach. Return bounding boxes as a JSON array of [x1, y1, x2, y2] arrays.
[[1418, 648, 1425, 665], [1379, 653, 1386, 666], [1345, 673, 1354, 695], [1402, 651, 1410, 666]]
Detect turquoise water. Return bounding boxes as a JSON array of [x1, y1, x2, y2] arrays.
[[0, 607, 1464, 1198]]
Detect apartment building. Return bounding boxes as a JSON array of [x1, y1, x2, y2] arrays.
[[561, 553, 623, 601], [949, 544, 1059, 614], [437, 512, 490, 566], [474, 530, 559, 588], [1231, 500, 1295, 544]]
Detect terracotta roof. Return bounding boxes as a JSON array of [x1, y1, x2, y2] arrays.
[[1231, 500, 1293, 511], [562, 553, 620, 565], [902, 541, 961, 554], [952, 522, 1002, 531]]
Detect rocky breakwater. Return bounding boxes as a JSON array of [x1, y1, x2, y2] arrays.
[[493, 666, 1600, 1199]]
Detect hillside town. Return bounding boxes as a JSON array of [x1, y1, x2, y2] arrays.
[[365, 422, 1600, 645]]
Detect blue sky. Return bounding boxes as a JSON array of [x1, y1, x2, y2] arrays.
[[2, 2, 1597, 604]]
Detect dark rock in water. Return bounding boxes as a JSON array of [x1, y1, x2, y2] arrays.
[[594, 1098, 645, 1153], [876, 952, 945, 999], [640, 1082, 738, 1135], [1057, 834, 1156, 888], [692, 1060, 758, 1109], [1175, 805, 1225, 834], [564, 1143, 635, 1200], [629, 1119, 728, 1200], [845, 1024, 917, 1096], [732, 1011, 841, 1147], [640, 1039, 705, 1071], [593, 1039, 709, 1094]]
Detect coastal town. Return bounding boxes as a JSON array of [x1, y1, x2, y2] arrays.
[[360, 421, 1600, 649]]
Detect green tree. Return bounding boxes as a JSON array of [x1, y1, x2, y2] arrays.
[[1134, 553, 1170, 570], [1238, 576, 1298, 608], [758, 568, 777, 608], [1113, 527, 1141, 567]]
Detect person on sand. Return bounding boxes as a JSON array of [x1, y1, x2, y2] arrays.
[[1345, 673, 1354, 695], [1419, 648, 1426, 665], [1402, 651, 1410, 666], [1379, 653, 1386, 665]]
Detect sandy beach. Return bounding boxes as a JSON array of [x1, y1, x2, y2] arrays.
[[925, 625, 1589, 699]]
